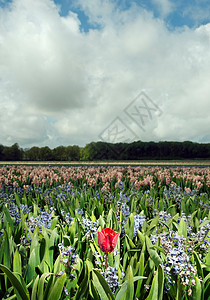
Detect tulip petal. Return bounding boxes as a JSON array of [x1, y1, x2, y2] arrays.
[[98, 231, 105, 249], [98, 228, 119, 253], [111, 232, 119, 251]]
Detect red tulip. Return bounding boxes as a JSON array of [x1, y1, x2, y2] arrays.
[[98, 228, 119, 253]]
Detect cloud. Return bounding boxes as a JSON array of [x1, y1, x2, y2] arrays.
[[151, 0, 174, 17], [0, 0, 210, 148], [0, 0, 88, 114]]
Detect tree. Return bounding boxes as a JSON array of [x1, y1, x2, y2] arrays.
[[39, 146, 53, 161], [53, 146, 68, 161], [0, 144, 5, 161], [65, 145, 80, 161], [2, 143, 23, 161], [25, 147, 41, 161]]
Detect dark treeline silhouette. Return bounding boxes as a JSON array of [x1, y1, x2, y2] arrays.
[[0, 141, 210, 161]]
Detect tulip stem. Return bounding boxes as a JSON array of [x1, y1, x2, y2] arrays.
[[105, 253, 108, 269]]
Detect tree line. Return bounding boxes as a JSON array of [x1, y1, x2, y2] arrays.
[[0, 141, 210, 161]]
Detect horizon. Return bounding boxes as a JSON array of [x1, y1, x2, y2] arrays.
[[1, 139, 210, 151]]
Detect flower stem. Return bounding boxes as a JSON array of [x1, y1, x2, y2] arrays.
[[105, 253, 108, 269]]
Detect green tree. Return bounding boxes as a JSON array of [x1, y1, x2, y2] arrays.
[[39, 146, 53, 161], [25, 146, 41, 161], [66, 145, 80, 161], [0, 144, 5, 161], [2, 143, 23, 161], [53, 146, 68, 161]]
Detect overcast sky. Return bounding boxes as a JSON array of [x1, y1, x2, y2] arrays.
[[0, 0, 210, 149]]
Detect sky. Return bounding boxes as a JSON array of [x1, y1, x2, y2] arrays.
[[0, 0, 210, 149]]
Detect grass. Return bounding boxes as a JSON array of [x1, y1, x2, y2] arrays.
[[0, 160, 210, 166]]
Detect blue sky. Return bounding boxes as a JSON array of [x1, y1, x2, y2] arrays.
[[47, 0, 210, 30], [1, 0, 210, 31], [0, 0, 210, 148]]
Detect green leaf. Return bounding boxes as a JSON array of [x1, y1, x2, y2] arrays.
[[146, 265, 164, 300], [158, 220, 170, 232], [203, 272, 210, 298], [192, 277, 201, 300], [48, 229, 58, 271], [177, 218, 187, 238], [47, 274, 66, 300], [203, 273, 210, 285], [157, 265, 164, 300], [125, 234, 136, 249], [126, 266, 134, 300], [135, 252, 145, 298], [53, 254, 64, 276], [15, 193, 21, 208], [137, 231, 145, 245], [46, 273, 66, 300], [74, 261, 90, 300], [90, 280, 100, 300], [37, 273, 52, 300], [106, 209, 113, 228], [13, 249, 22, 275], [86, 259, 94, 273], [0, 264, 29, 300], [50, 217, 58, 230], [204, 251, 210, 270], [30, 231, 40, 265], [193, 251, 204, 279], [115, 276, 146, 300], [4, 207, 14, 232], [40, 229, 50, 273], [69, 220, 76, 244], [3, 229, 11, 269], [145, 236, 162, 267], [147, 216, 159, 234], [98, 215, 105, 229], [126, 213, 135, 240], [92, 269, 115, 300], [198, 219, 210, 229], [27, 249, 35, 284], [31, 275, 39, 300]]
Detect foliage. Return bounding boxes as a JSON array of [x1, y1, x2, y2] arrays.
[[0, 165, 209, 299], [0, 140, 210, 161]]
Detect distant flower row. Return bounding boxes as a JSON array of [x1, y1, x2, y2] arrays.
[[0, 165, 209, 193]]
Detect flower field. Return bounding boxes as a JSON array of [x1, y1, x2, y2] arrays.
[[0, 165, 209, 299]]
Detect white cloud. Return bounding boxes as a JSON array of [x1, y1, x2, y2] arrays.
[[0, 0, 88, 114], [151, 0, 174, 17], [0, 0, 210, 148]]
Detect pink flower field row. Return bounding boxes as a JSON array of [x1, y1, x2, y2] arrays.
[[0, 165, 209, 191]]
